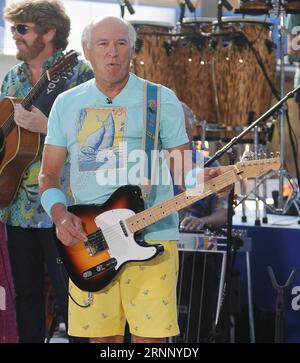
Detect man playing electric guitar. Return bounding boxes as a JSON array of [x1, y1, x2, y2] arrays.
[[39, 16, 230, 344]]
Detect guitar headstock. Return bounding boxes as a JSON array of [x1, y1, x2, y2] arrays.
[[46, 50, 79, 80], [235, 156, 281, 179]]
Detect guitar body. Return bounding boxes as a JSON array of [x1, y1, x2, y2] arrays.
[[55, 185, 164, 292], [0, 97, 40, 207]]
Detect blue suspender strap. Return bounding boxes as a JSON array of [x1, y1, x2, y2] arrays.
[[141, 81, 161, 200]]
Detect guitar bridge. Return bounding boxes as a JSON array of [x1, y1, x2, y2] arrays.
[[82, 258, 117, 279], [85, 229, 108, 256]]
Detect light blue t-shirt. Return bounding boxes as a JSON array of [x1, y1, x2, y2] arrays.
[[45, 73, 188, 241]]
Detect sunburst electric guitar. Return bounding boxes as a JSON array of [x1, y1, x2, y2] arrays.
[[54, 157, 280, 292], [0, 50, 78, 207]]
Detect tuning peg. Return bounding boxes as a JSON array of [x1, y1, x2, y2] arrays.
[[270, 152, 274, 158], [276, 152, 280, 158]]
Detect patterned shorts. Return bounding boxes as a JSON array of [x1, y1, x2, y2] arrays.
[[68, 240, 179, 338]]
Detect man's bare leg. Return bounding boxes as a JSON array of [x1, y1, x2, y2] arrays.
[[132, 335, 166, 343], [90, 335, 124, 343]]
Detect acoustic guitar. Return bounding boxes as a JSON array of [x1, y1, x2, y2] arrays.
[[53, 157, 280, 292], [0, 50, 78, 208]]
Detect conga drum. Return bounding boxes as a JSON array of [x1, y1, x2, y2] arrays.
[[130, 20, 175, 90], [211, 17, 276, 131], [285, 0, 300, 13], [235, 1, 272, 14], [172, 18, 216, 123]]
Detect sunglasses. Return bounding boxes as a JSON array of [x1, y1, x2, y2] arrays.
[[10, 24, 31, 35]]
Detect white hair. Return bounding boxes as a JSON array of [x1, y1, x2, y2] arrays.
[[83, 16, 136, 50]]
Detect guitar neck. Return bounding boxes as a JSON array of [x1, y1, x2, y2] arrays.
[[22, 73, 48, 109], [126, 167, 239, 233]]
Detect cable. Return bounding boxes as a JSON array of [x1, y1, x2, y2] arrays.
[[58, 263, 92, 309]]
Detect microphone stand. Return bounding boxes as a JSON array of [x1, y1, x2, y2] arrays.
[[204, 84, 300, 342], [179, 2, 186, 24], [217, 0, 233, 30], [217, 1, 224, 29]]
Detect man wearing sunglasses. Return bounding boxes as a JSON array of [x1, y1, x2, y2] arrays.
[[0, 0, 93, 343]]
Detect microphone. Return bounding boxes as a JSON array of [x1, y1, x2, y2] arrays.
[[221, 0, 233, 12], [185, 0, 196, 13], [179, 2, 186, 24], [119, 1, 135, 18], [124, 0, 135, 15], [106, 97, 112, 104]]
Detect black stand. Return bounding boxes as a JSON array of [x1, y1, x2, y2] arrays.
[[207, 149, 237, 342], [223, 149, 235, 341], [204, 84, 300, 342], [267, 266, 298, 343], [179, 2, 186, 24]]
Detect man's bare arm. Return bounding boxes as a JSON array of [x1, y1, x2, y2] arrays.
[[39, 144, 86, 245]]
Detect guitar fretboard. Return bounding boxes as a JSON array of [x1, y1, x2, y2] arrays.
[[125, 168, 238, 233]]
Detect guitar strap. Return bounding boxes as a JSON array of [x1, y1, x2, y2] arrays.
[[140, 81, 161, 200], [33, 55, 80, 118], [33, 74, 68, 118]]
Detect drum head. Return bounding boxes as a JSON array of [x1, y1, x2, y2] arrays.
[[212, 17, 273, 27], [182, 17, 216, 25], [129, 20, 173, 29]]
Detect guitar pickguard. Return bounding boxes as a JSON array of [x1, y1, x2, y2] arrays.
[[95, 208, 158, 269]]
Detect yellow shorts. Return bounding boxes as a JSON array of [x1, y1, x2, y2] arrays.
[[68, 240, 179, 338]]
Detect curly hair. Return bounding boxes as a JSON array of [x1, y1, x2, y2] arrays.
[[4, 0, 70, 50]]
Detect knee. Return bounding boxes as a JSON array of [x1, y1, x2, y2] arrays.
[[132, 335, 166, 343], [90, 335, 124, 343]]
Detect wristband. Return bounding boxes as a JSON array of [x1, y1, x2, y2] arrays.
[[41, 188, 67, 218], [185, 167, 203, 189]]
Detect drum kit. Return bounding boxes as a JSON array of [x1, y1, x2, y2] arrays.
[[130, 0, 300, 222]]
